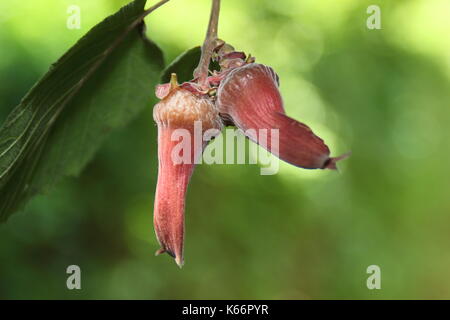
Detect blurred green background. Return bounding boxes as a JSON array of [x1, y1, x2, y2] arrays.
[[1, 0, 450, 299]]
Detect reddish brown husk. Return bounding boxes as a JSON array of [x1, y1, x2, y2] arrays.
[[153, 126, 196, 267], [153, 86, 221, 267], [217, 63, 346, 169]]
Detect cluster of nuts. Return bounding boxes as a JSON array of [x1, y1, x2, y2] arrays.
[[152, 42, 347, 267]]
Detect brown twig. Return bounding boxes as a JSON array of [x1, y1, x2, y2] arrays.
[[143, 0, 170, 17], [194, 0, 221, 88]]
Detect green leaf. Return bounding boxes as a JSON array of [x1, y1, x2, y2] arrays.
[[161, 47, 201, 83], [0, 0, 165, 221]]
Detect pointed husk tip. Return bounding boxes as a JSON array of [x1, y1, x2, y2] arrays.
[[323, 152, 351, 170], [155, 248, 184, 268]]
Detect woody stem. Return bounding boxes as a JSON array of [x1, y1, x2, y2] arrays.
[[194, 0, 221, 88]]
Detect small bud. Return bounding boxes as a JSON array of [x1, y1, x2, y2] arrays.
[[153, 80, 222, 267], [216, 63, 346, 169]]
